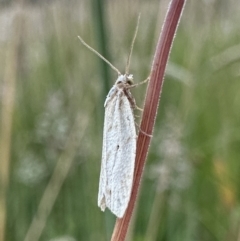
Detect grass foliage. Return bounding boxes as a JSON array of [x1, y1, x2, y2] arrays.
[[1, 1, 240, 240]]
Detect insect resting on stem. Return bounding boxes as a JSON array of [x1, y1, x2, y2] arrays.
[[78, 14, 149, 218]]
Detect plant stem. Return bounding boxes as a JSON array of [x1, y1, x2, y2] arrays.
[[111, 0, 186, 240]]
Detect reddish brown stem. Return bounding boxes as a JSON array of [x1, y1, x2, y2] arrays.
[[111, 0, 186, 240]]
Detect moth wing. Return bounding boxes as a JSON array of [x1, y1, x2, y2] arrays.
[[98, 91, 136, 218], [98, 92, 119, 211], [110, 94, 136, 218]]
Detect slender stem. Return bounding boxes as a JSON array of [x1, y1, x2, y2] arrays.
[[111, 0, 186, 240], [23, 116, 89, 241], [0, 9, 24, 241]]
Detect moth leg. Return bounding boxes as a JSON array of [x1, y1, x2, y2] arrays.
[[135, 105, 143, 111], [134, 114, 141, 118], [139, 129, 152, 137], [135, 121, 152, 137], [129, 77, 150, 88]]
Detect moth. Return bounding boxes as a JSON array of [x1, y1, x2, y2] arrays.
[[98, 73, 137, 218], [78, 15, 146, 218]]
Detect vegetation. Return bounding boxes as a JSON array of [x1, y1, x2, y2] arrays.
[[0, 1, 240, 240]]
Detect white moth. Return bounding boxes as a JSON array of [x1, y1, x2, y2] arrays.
[[78, 15, 141, 218], [98, 74, 136, 218]]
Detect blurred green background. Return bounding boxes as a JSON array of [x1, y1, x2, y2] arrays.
[[1, 0, 240, 240]]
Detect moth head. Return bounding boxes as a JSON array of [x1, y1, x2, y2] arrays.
[[126, 74, 134, 85], [116, 74, 133, 85]]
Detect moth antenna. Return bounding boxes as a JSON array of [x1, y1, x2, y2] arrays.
[[125, 13, 141, 75], [78, 36, 121, 76]]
